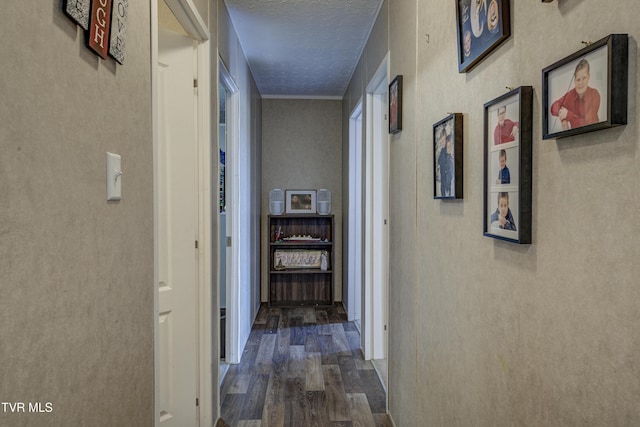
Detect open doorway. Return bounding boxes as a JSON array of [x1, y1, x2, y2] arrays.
[[348, 100, 364, 333], [364, 54, 390, 392], [218, 79, 228, 376], [217, 59, 239, 386], [153, 0, 212, 424]]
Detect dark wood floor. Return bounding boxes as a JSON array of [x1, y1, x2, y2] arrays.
[[219, 304, 392, 427]]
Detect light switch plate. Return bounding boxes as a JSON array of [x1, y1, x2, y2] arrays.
[[106, 152, 122, 201]]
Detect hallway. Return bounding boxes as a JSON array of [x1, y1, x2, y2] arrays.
[[220, 305, 392, 426]]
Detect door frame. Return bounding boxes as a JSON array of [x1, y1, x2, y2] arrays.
[[364, 53, 390, 362], [218, 58, 241, 366], [347, 99, 364, 328], [152, 0, 212, 425]]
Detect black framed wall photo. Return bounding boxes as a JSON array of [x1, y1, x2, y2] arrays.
[[483, 86, 532, 244], [542, 34, 628, 139], [456, 0, 511, 73], [389, 75, 403, 134], [433, 113, 463, 199]]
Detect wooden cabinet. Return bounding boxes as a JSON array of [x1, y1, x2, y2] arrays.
[[268, 214, 333, 306]]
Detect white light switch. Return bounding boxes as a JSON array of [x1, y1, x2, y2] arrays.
[[106, 152, 122, 201]]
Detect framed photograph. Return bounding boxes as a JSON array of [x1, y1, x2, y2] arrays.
[[456, 0, 511, 73], [542, 34, 628, 139], [389, 75, 403, 134], [483, 86, 533, 244], [285, 190, 316, 214], [433, 113, 463, 199]]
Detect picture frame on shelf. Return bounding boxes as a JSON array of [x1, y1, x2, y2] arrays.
[[285, 190, 316, 214], [433, 113, 463, 199], [483, 86, 533, 244], [542, 34, 628, 139], [455, 0, 511, 73], [389, 75, 403, 134]]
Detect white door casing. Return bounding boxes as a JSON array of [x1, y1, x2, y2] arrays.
[[348, 100, 364, 329], [218, 60, 241, 365], [364, 54, 390, 362], [157, 28, 199, 427]]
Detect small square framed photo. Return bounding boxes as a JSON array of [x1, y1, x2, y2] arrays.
[[483, 86, 533, 244], [389, 75, 403, 134], [542, 34, 628, 139], [285, 190, 316, 214], [433, 113, 463, 199]]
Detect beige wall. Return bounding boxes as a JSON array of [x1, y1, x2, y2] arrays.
[[346, 0, 640, 425], [262, 99, 343, 302], [1, 2, 154, 426]]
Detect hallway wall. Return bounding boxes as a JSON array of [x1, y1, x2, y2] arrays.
[[1, 2, 154, 426], [345, 0, 640, 425], [218, 0, 263, 361]]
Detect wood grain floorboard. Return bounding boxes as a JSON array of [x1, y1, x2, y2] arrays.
[[241, 374, 270, 420], [346, 393, 376, 427], [304, 351, 325, 391], [220, 304, 392, 427], [337, 356, 364, 393], [220, 392, 245, 426], [255, 333, 277, 366], [261, 402, 285, 427], [322, 364, 350, 422], [359, 370, 386, 414]]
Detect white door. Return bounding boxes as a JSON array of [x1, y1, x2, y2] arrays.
[[157, 28, 199, 426]]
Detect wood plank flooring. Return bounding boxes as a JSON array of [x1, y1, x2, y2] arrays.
[[220, 304, 392, 427]]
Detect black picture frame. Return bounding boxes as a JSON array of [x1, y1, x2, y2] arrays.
[[542, 34, 628, 139], [433, 113, 463, 199], [483, 86, 532, 244], [455, 0, 511, 73], [389, 75, 403, 134]]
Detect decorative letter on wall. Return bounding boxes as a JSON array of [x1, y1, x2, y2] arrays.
[[89, 0, 113, 60], [63, 0, 128, 65], [64, 0, 91, 30], [109, 0, 128, 64]]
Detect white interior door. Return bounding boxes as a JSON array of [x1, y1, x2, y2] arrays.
[[157, 27, 199, 427]]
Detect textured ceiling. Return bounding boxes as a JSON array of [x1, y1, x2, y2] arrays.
[[225, 0, 383, 98]]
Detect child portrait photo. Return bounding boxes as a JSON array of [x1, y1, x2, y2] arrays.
[[483, 86, 532, 244], [490, 147, 519, 187], [487, 96, 520, 147], [433, 113, 463, 199], [545, 45, 608, 135], [488, 190, 519, 238]]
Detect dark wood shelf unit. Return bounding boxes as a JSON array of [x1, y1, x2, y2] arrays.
[[268, 214, 334, 306]]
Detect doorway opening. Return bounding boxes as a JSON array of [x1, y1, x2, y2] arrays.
[[218, 80, 228, 367], [364, 54, 390, 393], [153, 0, 212, 424], [217, 59, 239, 386], [348, 100, 364, 334]]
